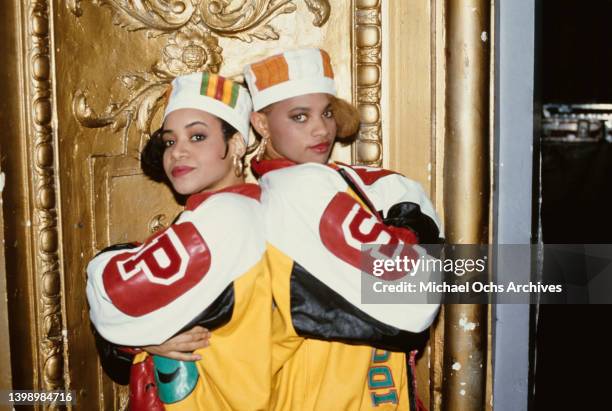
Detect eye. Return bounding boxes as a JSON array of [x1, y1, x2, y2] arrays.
[[323, 110, 334, 119], [162, 139, 174, 148], [190, 134, 207, 142], [291, 113, 307, 123]]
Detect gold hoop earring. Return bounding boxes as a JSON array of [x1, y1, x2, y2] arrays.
[[233, 153, 244, 177], [255, 134, 269, 162]]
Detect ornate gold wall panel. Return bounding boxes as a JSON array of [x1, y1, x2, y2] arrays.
[[52, 0, 368, 408], [0, 1, 492, 410]]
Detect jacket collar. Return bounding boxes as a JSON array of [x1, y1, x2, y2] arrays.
[[250, 158, 297, 178], [250, 158, 342, 178], [185, 183, 260, 210]]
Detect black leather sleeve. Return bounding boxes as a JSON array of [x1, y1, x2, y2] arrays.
[[383, 202, 443, 245], [290, 262, 430, 352], [174, 284, 235, 333], [90, 243, 141, 385], [92, 325, 133, 385]]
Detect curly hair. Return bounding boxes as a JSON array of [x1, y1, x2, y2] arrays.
[[141, 119, 238, 182], [330, 96, 360, 145]]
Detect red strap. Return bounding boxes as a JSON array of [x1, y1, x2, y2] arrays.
[[129, 356, 165, 411], [335, 162, 399, 185], [409, 350, 428, 411]]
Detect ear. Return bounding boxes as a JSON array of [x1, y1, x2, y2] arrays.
[[229, 132, 247, 158], [250, 111, 270, 138]]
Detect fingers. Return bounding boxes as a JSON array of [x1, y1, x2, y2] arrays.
[[168, 328, 211, 349], [189, 326, 209, 334], [174, 327, 211, 342], [186, 327, 212, 343], [160, 351, 203, 362], [171, 336, 210, 353], [165, 328, 209, 343], [142, 344, 204, 361], [141, 326, 212, 361]]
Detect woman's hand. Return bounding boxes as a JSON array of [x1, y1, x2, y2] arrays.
[[143, 326, 211, 361]]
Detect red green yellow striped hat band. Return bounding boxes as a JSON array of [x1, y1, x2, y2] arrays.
[[244, 48, 337, 111], [164, 72, 253, 144]]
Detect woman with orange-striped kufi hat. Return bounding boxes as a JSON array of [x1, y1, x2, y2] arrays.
[[244, 48, 360, 162], [244, 49, 443, 411]]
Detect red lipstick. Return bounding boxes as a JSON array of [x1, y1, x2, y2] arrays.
[[171, 166, 194, 177], [309, 142, 331, 153]]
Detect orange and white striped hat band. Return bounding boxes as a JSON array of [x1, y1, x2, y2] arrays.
[[163, 72, 253, 144], [244, 48, 337, 111]]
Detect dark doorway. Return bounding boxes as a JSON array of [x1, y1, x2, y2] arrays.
[[535, 1, 612, 410]]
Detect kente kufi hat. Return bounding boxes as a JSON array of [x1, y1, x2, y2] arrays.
[[164, 72, 252, 144]]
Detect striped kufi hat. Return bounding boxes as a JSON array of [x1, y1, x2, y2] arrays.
[[243, 48, 337, 111], [164, 72, 252, 144]]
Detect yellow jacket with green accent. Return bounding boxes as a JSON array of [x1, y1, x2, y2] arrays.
[[87, 184, 274, 411], [253, 159, 442, 411]]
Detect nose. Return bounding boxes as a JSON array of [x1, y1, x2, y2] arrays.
[[311, 116, 330, 138], [170, 138, 189, 160]]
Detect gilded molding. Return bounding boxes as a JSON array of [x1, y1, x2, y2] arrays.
[[28, 0, 65, 397], [442, 0, 490, 409], [354, 0, 382, 166]]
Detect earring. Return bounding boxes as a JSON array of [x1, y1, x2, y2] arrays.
[[255, 134, 270, 162], [233, 153, 244, 177]]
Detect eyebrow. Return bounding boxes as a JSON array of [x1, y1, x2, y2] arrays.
[[288, 107, 311, 113], [185, 121, 209, 128], [288, 104, 332, 113], [160, 121, 209, 136]]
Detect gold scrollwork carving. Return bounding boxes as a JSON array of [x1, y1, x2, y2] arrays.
[[73, 24, 223, 135], [148, 214, 168, 233], [156, 27, 223, 75], [354, 0, 382, 166], [73, 0, 330, 137], [199, 0, 297, 42], [304, 0, 331, 27], [28, 0, 65, 397], [73, 74, 169, 135], [93, 0, 195, 35]]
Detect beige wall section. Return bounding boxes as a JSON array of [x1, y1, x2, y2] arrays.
[[384, 0, 435, 194], [383, 1, 446, 410]]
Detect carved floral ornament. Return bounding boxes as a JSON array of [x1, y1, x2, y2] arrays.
[[72, 0, 331, 135]]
